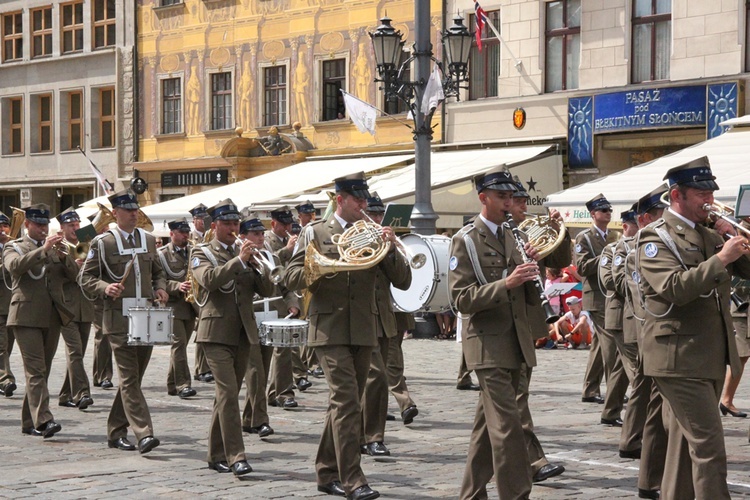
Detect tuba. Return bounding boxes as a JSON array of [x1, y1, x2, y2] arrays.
[[303, 219, 392, 286], [518, 213, 567, 259], [8, 206, 26, 239]]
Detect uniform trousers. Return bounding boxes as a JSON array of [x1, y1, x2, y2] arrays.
[[92, 304, 113, 385], [167, 318, 194, 393], [107, 334, 154, 441], [638, 375, 667, 492], [267, 347, 295, 403], [460, 366, 532, 500], [243, 343, 274, 428], [0, 315, 16, 388], [457, 350, 474, 387], [315, 345, 373, 495], [387, 331, 416, 413], [58, 321, 92, 404], [203, 335, 250, 466], [13, 326, 60, 429], [362, 335, 390, 444], [291, 346, 307, 380], [581, 324, 603, 398], [654, 377, 729, 500], [194, 342, 211, 376], [618, 341, 648, 454], [585, 310, 629, 419], [517, 365, 548, 476]]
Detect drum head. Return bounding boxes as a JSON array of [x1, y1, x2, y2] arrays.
[[262, 319, 308, 328], [390, 234, 451, 313]]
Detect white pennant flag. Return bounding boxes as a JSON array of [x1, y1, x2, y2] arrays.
[[420, 65, 445, 115], [341, 90, 377, 136], [78, 146, 114, 194]]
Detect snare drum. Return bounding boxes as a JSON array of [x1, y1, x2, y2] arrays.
[[260, 318, 309, 347], [390, 234, 451, 313], [127, 307, 174, 346]]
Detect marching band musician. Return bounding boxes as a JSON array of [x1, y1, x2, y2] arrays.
[[264, 206, 300, 408], [4, 204, 72, 438], [285, 171, 409, 500], [191, 199, 275, 476], [507, 178, 567, 484], [600, 208, 649, 462], [240, 213, 299, 438], [54, 207, 95, 411], [189, 203, 214, 384], [619, 187, 669, 499], [361, 192, 414, 457], [448, 167, 544, 499], [575, 193, 629, 425], [636, 158, 750, 499], [157, 218, 197, 399], [89, 212, 114, 390], [0, 211, 17, 398], [295, 200, 316, 227], [80, 189, 168, 454]]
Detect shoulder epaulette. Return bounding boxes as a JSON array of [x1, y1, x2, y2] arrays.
[[455, 223, 476, 238]]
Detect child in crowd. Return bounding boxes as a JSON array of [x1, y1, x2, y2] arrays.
[[552, 296, 593, 348]]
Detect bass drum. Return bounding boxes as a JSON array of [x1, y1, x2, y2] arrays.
[[390, 234, 451, 313]]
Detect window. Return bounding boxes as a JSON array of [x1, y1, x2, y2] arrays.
[[38, 94, 52, 152], [468, 10, 501, 100], [31, 7, 53, 58], [2, 12, 23, 62], [545, 0, 580, 92], [211, 72, 233, 130], [61, 1, 84, 54], [632, 0, 671, 83], [321, 59, 346, 121], [93, 0, 116, 48], [0, 193, 18, 217], [264, 66, 287, 126], [99, 87, 115, 147], [8, 97, 23, 154], [383, 64, 410, 115], [160, 0, 183, 5], [62, 91, 84, 150], [162, 78, 182, 134]]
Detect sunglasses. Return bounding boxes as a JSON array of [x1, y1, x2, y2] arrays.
[[598, 208, 612, 213]]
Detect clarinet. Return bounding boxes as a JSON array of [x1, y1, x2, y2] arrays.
[[504, 212, 560, 324]]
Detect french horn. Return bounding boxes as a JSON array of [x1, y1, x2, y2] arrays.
[[8, 206, 26, 239], [518, 213, 567, 259]]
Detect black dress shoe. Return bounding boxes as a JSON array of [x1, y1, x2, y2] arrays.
[[401, 405, 418, 425], [311, 366, 324, 378], [532, 463, 565, 483], [638, 488, 660, 499], [167, 389, 177, 396], [59, 400, 77, 408], [108, 437, 136, 451], [3, 382, 16, 397], [364, 441, 390, 456], [244, 423, 274, 437], [38, 421, 62, 438], [296, 377, 312, 391], [100, 379, 114, 389], [231, 460, 252, 476], [22, 427, 42, 436], [318, 480, 346, 496], [386, 414, 396, 421], [207, 461, 231, 473], [279, 398, 298, 409], [78, 396, 94, 411], [619, 448, 641, 459], [601, 417, 624, 427], [178, 387, 197, 399], [719, 402, 748, 418], [456, 383, 480, 391], [348, 484, 379, 500], [196, 372, 214, 383], [138, 436, 160, 454], [582, 395, 605, 404]]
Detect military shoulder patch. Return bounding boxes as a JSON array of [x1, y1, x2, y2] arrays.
[[192, 256, 201, 268], [600, 256, 609, 267], [449, 256, 458, 271], [644, 242, 658, 258], [613, 255, 623, 266], [575, 243, 582, 253]]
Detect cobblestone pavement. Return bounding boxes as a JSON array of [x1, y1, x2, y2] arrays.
[[1, 338, 749, 499]]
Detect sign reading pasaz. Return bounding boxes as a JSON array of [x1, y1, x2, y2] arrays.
[[593, 85, 706, 133], [162, 170, 229, 187]]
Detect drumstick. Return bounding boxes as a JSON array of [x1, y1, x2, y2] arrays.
[[120, 256, 135, 286]]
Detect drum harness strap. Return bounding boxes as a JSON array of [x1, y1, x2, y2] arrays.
[[461, 226, 490, 287], [583, 230, 614, 299], [10, 241, 46, 282], [0, 244, 12, 292]]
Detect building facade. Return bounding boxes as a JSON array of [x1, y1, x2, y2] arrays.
[[445, 0, 749, 202], [135, 0, 442, 203], [0, 0, 136, 214]]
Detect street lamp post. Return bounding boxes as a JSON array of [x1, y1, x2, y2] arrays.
[[370, 5, 471, 235]]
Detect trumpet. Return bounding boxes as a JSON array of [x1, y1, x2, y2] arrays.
[[359, 210, 427, 269], [702, 202, 750, 239], [231, 232, 283, 284]]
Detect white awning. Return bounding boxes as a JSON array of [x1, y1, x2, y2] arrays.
[[546, 123, 750, 227]]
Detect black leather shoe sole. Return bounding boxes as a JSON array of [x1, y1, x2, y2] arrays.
[[532, 463, 565, 483], [138, 436, 160, 454], [582, 396, 605, 404], [59, 400, 77, 408], [638, 488, 660, 499], [317, 481, 346, 496], [3, 382, 16, 397], [22, 427, 42, 436], [178, 388, 197, 399], [78, 396, 94, 411], [108, 437, 136, 451], [100, 380, 114, 389], [619, 448, 641, 459], [401, 405, 418, 425], [39, 421, 62, 438], [601, 418, 623, 427], [456, 383, 480, 391], [207, 461, 231, 473]]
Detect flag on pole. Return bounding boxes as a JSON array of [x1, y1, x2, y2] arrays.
[[77, 146, 114, 195], [474, 1, 488, 51], [341, 90, 377, 136], [420, 65, 445, 115]]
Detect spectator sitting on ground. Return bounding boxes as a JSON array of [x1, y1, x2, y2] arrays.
[[552, 296, 593, 348]]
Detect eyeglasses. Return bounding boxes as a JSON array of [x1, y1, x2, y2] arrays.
[[598, 208, 612, 213]]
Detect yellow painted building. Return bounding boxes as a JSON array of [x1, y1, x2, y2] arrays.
[[135, 0, 442, 202]]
